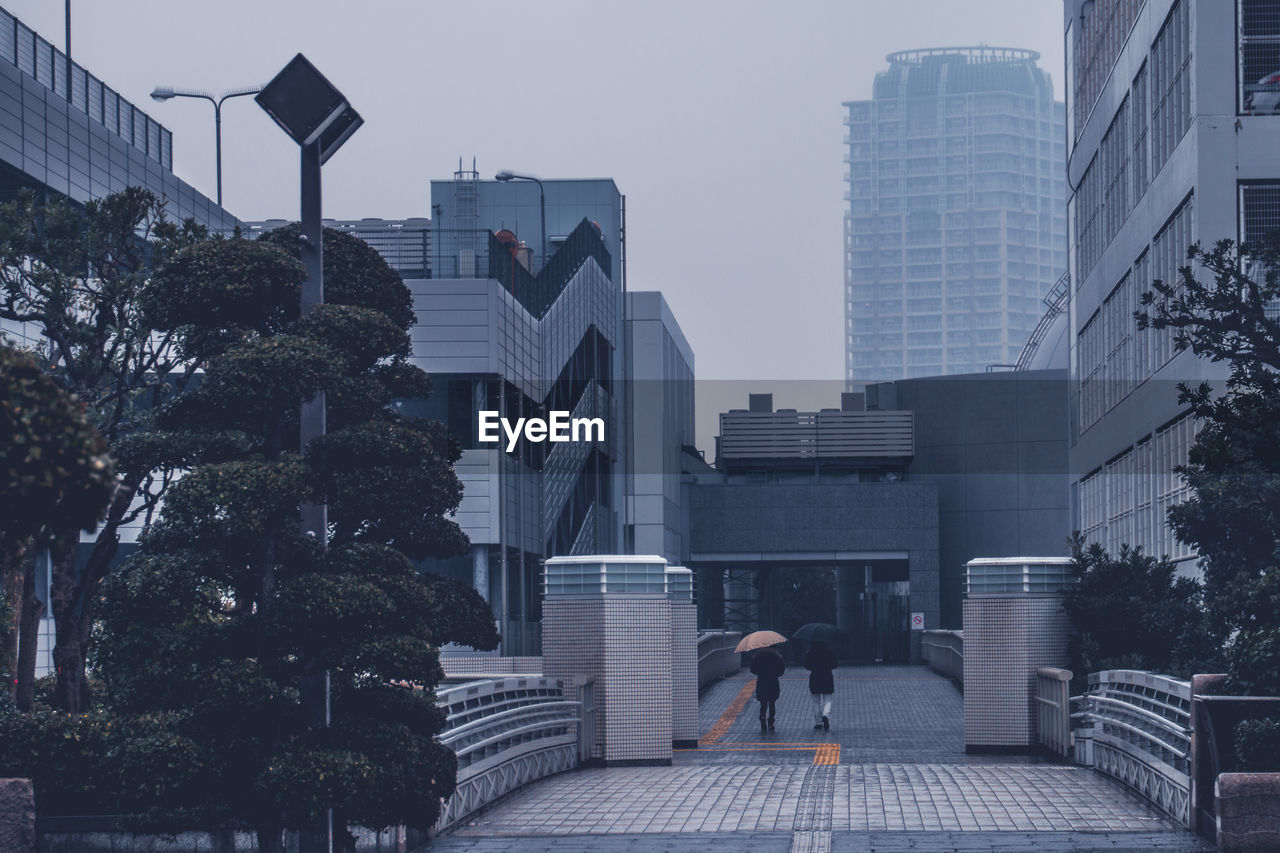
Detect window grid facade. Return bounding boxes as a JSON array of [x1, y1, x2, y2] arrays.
[[1075, 68, 1152, 289], [1078, 412, 1198, 562], [1149, 194, 1194, 369], [1074, 196, 1192, 437], [1078, 311, 1104, 431], [1239, 0, 1280, 113], [1072, 0, 1145, 139], [1075, 155, 1103, 281], [1132, 63, 1150, 202], [1102, 97, 1130, 246], [1239, 182, 1280, 318], [1151, 0, 1192, 174], [1103, 271, 1136, 411]]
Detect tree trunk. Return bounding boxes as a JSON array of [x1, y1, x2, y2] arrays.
[[15, 548, 43, 706], [48, 475, 133, 712], [14, 549, 42, 711], [256, 821, 284, 853], [2, 546, 24, 699], [48, 542, 86, 712]]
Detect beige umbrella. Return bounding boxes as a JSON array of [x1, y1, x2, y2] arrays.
[[735, 630, 787, 653]]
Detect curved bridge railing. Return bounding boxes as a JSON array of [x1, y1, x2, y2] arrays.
[[435, 676, 581, 831], [921, 629, 963, 683], [1071, 669, 1193, 828], [697, 630, 742, 691]]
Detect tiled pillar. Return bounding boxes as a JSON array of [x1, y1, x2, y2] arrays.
[[668, 567, 698, 748], [542, 556, 674, 766], [601, 594, 672, 764], [962, 595, 1071, 750]]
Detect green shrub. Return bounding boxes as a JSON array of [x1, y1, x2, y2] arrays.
[[0, 704, 116, 815], [1235, 718, 1280, 772], [0, 704, 202, 821]]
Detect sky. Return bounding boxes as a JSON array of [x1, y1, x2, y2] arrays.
[[9, 0, 1065, 389]]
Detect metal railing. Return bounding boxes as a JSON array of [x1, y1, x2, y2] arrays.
[[1014, 271, 1069, 370], [921, 629, 963, 682], [0, 5, 172, 169], [697, 630, 742, 691], [542, 379, 609, 535], [1035, 667, 1072, 758], [1071, 669, 1193, 828], [428, 219, 612, 321], [434, 676, 582, 831]]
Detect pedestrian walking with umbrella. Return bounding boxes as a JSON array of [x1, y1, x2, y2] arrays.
[[795, 623, 840, 730], [736, 630, 787, 732]]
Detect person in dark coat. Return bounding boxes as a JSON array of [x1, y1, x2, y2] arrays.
[[749, 646, 785, 731], [804, 640, 837, 730]]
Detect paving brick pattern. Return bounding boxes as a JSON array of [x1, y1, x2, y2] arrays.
[[429, 665, 1213, 852], [444, 762, 1181, 836], [697, 667, 1038, 764], [427, 831, 1213, 852]]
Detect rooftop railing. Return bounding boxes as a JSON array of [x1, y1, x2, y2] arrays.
[[428, 218, 612, 319], [0, 5, 172, 170]]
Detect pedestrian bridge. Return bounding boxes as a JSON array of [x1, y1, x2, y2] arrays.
[[429, 665, 1212, 852]]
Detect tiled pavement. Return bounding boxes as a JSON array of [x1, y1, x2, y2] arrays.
[[427, 666, 1213, 851]]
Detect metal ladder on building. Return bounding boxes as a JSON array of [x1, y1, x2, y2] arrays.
[[1014, 271, 1070, 370]]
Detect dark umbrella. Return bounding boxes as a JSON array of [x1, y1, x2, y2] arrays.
[[792, 622, 843, 645]]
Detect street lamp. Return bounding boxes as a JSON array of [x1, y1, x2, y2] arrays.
[[495, 170, 546, 272], [255, 52, 363, 853], [150, 84, 262, 207]]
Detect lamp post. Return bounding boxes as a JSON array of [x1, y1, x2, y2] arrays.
[[150, 85, 262, 207], [255, 53, 363, 853], [495, 170, 546, 271]]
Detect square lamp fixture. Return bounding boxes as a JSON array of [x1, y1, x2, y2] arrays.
[[255, 53, 362, 163]]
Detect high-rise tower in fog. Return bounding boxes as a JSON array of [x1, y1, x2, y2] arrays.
[[843, 47, 1067, 384]]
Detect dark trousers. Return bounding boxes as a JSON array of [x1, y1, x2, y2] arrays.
[[758, 698, 776, 721]]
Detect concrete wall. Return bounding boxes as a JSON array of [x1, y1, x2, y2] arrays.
[[881, 370, 1070, 628], [689, 481, 941, 635], [627, 291, 695, 563]]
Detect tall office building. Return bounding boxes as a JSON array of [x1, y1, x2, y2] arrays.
[[413, 167, 695, 654], [843, 47, 1067, 384], [1067, 0, 1280, 570]]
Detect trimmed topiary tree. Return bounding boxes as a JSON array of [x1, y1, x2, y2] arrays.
[[95, 228, 495, 852]]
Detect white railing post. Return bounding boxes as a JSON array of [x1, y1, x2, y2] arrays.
[[1035, 667, 1072, 758]]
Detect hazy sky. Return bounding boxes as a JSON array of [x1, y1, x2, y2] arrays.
[[9, 0, 1064, 384]]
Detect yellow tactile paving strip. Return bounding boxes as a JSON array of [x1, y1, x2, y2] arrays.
[[683, 742, 841, 766], [701, 678, 756, 744]]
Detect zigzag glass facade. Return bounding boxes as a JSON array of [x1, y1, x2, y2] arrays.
[[844, 47, 1067, 384]]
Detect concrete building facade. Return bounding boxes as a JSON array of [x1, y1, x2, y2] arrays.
[[690, 370, 1068, 657], [410, 169, 695, 654], [1064, 0, 1280, 568], [844, 47, 1067, 384], [625, 291, 695, 563], [0, 5, 236, 231], [0, 5, 240, 676]]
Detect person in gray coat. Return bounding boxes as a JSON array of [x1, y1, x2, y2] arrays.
[[804, 640, 837, 730]]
